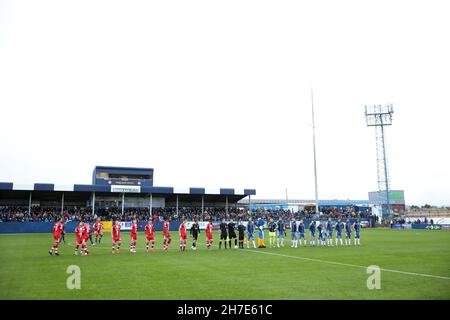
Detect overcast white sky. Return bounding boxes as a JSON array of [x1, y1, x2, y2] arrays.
[[0, 0, 449, 205]]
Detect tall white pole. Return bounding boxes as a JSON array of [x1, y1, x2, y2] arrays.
[[121, 193, 125, 216], [176, 194, 179, 217], [311, 88, 319, 216], [28, 192, 32, 215], [201, 195, 204, 216], [92, 192, 95, 218], [149, 193, 153, 217], [61, 192, 64, 216], [285, 188, 288, 207], [225, 195, 228, 215]]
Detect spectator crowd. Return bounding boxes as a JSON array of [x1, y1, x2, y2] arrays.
[[0, 205, 374, 223]]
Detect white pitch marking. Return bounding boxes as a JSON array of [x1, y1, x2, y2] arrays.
[[245, 249, 450, 281]]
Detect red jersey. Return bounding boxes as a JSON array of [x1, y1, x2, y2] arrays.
[[163, 221, 170, 237], [131, 223, 138, 236], [84, 224, 90, 237], [94, 221, 103, 233], [206, 222, 213, 238], [53, 221, 63, 237], [179, 222, 187, 236], [145, 223, 155, 237], [75, 225, 86, 239], [112, 223, 121, 239], [130, 223, 138, 240]]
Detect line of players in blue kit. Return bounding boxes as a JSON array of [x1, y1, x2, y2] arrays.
[[260, 217, 361, 248]]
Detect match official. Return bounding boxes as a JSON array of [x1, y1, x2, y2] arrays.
[[190, 219, 200, 250], [219, 218, 228, 249], [228, 218, 238, 249]]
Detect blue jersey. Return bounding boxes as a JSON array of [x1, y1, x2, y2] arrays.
[[345, 223, 352, 233], [277, 221, 285, 236], [317, 224, 323, 238], [247, 221, 255, 238], [247, 221, 255, 233], [326, 222, 333, 232], [335, 222, 343, 232], [291, 222, 297, 233], [268, 221, 277, 232], [309, 223, 316, 236], [354, 222, 360, 238], [298, 223, 305, 233]]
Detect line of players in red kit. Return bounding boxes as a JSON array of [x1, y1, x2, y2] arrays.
[[49, 217, 214, 256], [49, 217, 104, 256], [111, 217, 214, 254]]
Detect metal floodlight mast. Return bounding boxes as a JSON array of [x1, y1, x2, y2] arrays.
[[365, 104, 394, 217]]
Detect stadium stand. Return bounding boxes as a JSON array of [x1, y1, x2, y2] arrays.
[[0, 205, 375, 223]]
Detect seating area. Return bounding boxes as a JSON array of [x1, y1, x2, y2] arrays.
[[0, 205, 375, 223]]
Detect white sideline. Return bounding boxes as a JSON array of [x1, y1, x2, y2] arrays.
[[245, 249, 450, 281]]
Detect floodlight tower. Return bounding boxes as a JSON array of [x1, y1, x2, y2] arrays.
[[365, 104, 394, 217]]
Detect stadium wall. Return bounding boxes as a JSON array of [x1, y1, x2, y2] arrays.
[[0, 221, 183, 234], [411, 224, 446, 230], [390, 223, 448, 230], [0, 222, 78, 234]]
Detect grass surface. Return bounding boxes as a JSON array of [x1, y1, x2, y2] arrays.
[[0, 228, 449, 299]]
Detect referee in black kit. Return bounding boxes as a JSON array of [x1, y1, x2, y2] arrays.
[[228, 217, 237, 249], [219, 218, 228, 249], [190, 219, 200, 250], [237, 219, 246, 249]]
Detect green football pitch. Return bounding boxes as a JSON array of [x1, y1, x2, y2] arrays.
[[0, 228, 449, 300]]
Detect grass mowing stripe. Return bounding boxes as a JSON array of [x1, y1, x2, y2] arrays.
[[244, 249, 450, 281]]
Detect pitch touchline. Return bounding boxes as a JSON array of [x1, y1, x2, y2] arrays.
[[245, 249, 450, 281]]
